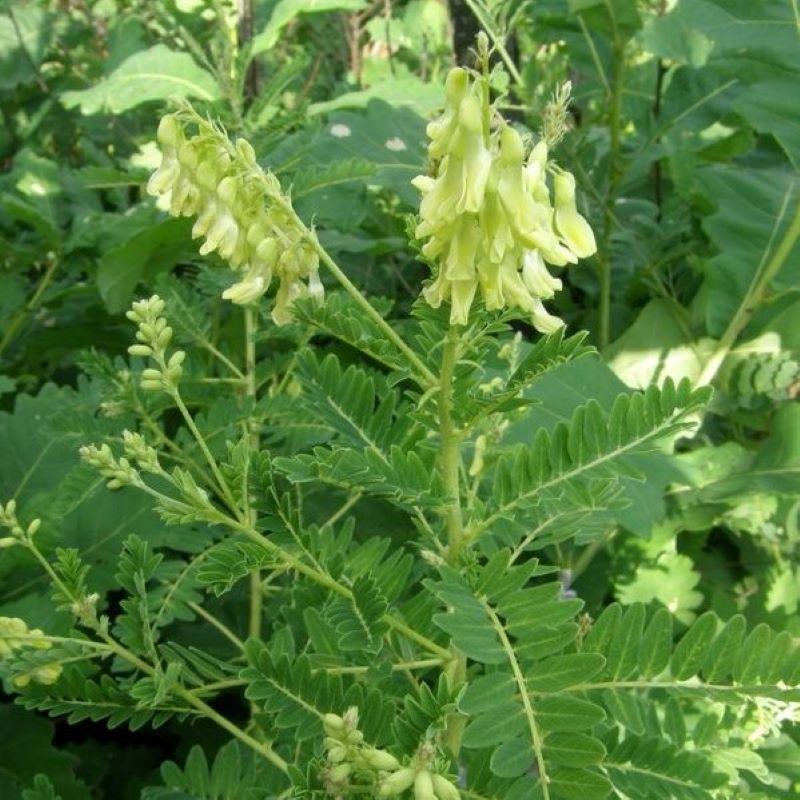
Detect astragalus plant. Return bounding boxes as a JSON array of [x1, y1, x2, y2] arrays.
[[1, 40, 798, 800]]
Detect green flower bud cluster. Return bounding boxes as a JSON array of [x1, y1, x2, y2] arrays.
[[79, 443, 139, 491], [147, 111, 323, 324], [0, 617, 62, 687], [126, 295, 185, 393], [413, 67, 596, 331], [375, 739, 460, 799], [320, 708, 403, 796], [122, 430, 161, 474], [0, 499, 41, 549]]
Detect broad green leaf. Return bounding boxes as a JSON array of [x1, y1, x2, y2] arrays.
[[696, 166, 800, 337], [61, 45, 219, 114], [0, 6, 52, 89], [733, 79, 800, 168], [604, 300, 714, 389], [309, 77, 444, 117], [251, 0, 368, 55]]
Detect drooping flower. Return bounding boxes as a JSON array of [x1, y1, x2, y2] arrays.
[[148, 111, 322, 325], [413, 68, 597, 331]]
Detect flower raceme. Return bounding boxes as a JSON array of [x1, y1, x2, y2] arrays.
[[147, 112, 323, 324], [413, 67, 596, 331]]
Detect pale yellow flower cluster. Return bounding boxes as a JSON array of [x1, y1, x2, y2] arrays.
[[147, 114, 322, 324], [413, 68, 596, 331]]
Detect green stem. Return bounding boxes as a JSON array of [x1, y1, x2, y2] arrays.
[[598, 42, 625, 349], [483, 598, 550, 800], [171, 390, 241, 517], [311, 238, 437, 388], [243, 307, 262, 643], [0, 257, 59, 358], [186, 600, 245, 650], [226, 517, 452, 659], [696, 198, 800, 387], [439, 326, 464, 563], [98, 631, 288, 772]]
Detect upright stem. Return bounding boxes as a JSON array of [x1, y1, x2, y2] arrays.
[[438, 325, 467, 756], [244, 307, 262, 642], [598, 42, 625, 349], [439, 326, 464, 563]]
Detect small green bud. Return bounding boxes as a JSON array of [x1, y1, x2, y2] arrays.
[[327, 745, 347, 764], [432, 775, 461, 800], [415, 770, 436, 800], [0, 537, 18, 549], [328, 762, 351, 783], [26, 519, 41, 537], [323, 713, 345, 737], [156, 115, 182, 148], [128, 344, 153, 357], [361, 747, 401, 771], [379, 768, 416, 797]]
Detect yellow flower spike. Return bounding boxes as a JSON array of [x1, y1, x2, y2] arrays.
[[554, 170, 597, 258], [148, 110, 324, 324], [414, 67, 596, 329]]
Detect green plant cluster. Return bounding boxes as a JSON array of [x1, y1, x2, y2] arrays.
[[0, 1, 798, 799]]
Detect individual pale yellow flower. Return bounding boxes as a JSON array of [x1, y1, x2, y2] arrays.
[[413, 67, 597, 331], [148, 112, 322, 325]]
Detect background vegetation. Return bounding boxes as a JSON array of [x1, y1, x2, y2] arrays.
[[0, 0, 798, 797]]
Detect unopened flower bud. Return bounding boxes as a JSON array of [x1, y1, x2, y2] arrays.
[[379, 768, 416, 797], [323, 713, 345, 737], [415, 770, 436, 800], [362, 747, 401, 771], [432, 775, 461, 800]]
